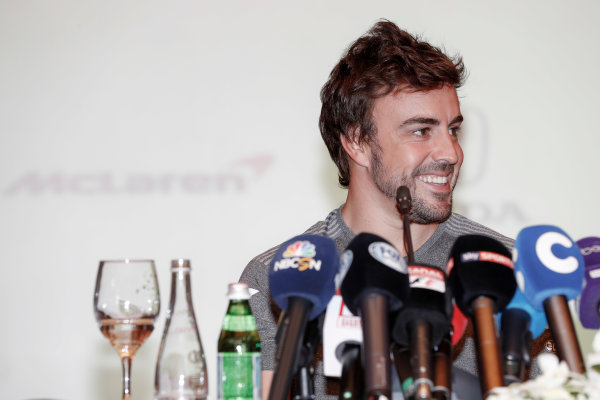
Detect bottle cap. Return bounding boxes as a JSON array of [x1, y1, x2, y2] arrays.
[[227, 282, 251, 300], [171, 259, 191, 270]]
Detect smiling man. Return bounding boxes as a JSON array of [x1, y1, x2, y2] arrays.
[[337, 84, 465, 253], [241, 20, 517, 399]]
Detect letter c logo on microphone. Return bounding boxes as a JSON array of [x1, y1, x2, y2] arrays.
[[535, 231, 579, 274]]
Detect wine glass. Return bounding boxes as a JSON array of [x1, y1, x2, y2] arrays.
[[94, 259, 161, 400]]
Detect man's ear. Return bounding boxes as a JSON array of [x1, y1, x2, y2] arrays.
[[340, 129, 371, 168]]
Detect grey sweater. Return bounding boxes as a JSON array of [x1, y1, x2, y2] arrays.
[[240, 206, 519, 399]]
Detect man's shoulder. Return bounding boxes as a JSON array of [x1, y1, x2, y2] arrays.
[[239, 213, 333, 285], [445, 213, 514, 249], [250, 219, 328, 264]]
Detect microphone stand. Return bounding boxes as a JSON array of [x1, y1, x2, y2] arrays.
[[270, 298, 313, 400], [392, 344, 414, 398], [472, 296, 504, 395], [544, 295, 585, 373], [362, 293, 392, 400], [338, 343, 364, 400], [291, 315, 324, 400], [432, 333, 452, 400]]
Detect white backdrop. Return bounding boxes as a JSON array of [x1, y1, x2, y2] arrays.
[[1, 1, 599, 399]]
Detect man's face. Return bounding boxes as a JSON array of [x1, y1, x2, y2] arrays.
[[368, 85, 463, 224]]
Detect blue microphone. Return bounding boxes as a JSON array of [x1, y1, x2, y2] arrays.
[[268, 234, 339, 400], [513, 225, 585, 373]]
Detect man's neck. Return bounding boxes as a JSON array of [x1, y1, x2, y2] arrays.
[[341, 185, 439, 257]]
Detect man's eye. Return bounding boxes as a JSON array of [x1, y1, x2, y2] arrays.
[[413, 128, 429, 137], [449, 127, 461, 136]]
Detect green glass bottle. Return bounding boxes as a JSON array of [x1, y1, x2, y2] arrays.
[[217, 282, 261, 400]]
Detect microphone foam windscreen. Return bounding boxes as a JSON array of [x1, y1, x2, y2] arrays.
[[576, 237, 600, 329], [340, 232, 409, 315], [447, 235, 516, 317], [513, 225, 584, 311], [392, 264, 452, 348], [500, 287, 548, 338], [269, 234, 339, 320]]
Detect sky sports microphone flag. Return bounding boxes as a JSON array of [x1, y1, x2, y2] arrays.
[[576, 236, 600, 329], [513, 225, 585, 373], [268, 234, 339, 400]]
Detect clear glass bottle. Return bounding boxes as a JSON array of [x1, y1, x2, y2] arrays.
[[217, 282, 261, 400], [155, 259, 208, 400]]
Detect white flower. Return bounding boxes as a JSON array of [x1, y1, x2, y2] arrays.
[[488, 353, 600, 400], [592, 331, 600, 353]]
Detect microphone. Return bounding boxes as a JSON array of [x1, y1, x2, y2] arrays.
[[498, 288, 548, 383], [268, 234, 339, 400], [396, 185, 412, 214], [322, 286, 365, 399], [576, 237, 600, 329], [432, 333, 452, 400], [322, 289, 363, 378], [337, 341, 364, 400], [392, 264, 452, 400], [514, 225, 585, 373], [439, 303, 468, 400], [391, 345, 413, 397], [290, 316, 323, 400], [394, 185, 453, 399], [396, 185, 415, 263], [447, 234, 517, 397], [340, 233, 410, 400]]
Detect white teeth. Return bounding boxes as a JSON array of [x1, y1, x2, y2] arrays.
[[417, 175, 448, 184]]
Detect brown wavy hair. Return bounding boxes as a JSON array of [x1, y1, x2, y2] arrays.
[[319, 20, 466, 187]]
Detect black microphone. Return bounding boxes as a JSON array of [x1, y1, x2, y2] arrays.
[[497, 288, 547, 383], [447, 235, 517, 397], [340, 233, 410, 400], [396, 185, 412, 214], [392, 264, 452, 400], [290, 316, 324, 400], [394, 185, 452, 399], [268, 234, 339, 400], [337, 342, 364, 400]]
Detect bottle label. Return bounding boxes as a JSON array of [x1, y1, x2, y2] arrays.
[[221, 314, 257, 332], [217, 352, 261, 400]]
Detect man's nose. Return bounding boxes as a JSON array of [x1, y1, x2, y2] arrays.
[[431, 130, 460, 165]]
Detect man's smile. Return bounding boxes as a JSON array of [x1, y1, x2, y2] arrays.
[[416, 175, 449, 185]]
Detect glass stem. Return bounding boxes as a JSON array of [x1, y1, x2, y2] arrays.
[[121, 356, 132, 400]]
